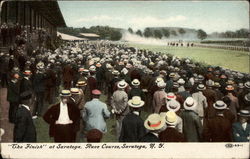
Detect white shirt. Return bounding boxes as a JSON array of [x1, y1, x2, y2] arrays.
[[132, 111, 139, 116], [57, 102, 71, 124], [242, 122, 247, 131]]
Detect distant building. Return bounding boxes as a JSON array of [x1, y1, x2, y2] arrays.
[[0, 1, 66, 40], [79, 33, 100, 40], [57, 32, 87, 41]]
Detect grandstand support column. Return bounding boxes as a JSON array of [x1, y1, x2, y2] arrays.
[[0, 0, 5, 23]]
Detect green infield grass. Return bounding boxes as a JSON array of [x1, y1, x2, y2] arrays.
[[127, 43, 250, 73]]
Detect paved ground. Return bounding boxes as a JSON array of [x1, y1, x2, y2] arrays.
[[0, 87, 14, 142]]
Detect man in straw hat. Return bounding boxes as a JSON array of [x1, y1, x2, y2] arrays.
[[159, 111, 185, 142], [180, 97, 203, 142], [83, 89, 110, 134], [14, 92, 37, 142], [232, 109, 250, 142], [111, 80, 129, 139], [192, 84, 208, 123], [153, 81, 167, 113], [119, 96, 146, 142], [203, 100, 232, 142], [128, 79, 145, 100], [225, 85, 239, 120], [165, 100, 183, 133], [43, 90, 80, 142], [140, 113, 166, 142]]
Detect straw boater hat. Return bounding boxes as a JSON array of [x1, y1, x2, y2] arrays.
[[128, 96, 145, 108], [245, 93, 250, 102], [163, 111, 178, 126], [226, 80, 234, 85], [92, 89, 101, 95], [23, 70, 32, 76], [177, 78, 185, 85], [157, 81, 166, 88], [96, 63, 102, 67], [244, 81, 250, 89], [89, 65, 96, 72], [166, 92, 177, 101], [112, 70, 120, 76], [237, 110, 250, 117], [213, 82, 221, 88], [155, 77, 164, 83], [83, 69, 89, 74], [117, 80, 128, 89], [166, 100, 180, 112], [198, 75, 204, 81], [225, 85, 234, 91], [60, 90, 71, 97], [70, 88, 80, 94], [206, 79, 214, 87], [131, 79, 140, 86], [169, 72, 176, 78], [213, 100, 227, 110], [78, 67, 85, 72], [76, 81, 87, 87], [36, 61, 44, 69], [238, 83, 244, 89], [144, 113, 166, 131], [197, 84, 206, 91], [183, 97, 197, 110]]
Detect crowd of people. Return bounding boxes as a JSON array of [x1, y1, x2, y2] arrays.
[[0, 38, 250, 143]]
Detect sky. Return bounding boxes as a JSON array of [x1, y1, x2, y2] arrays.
[[58, 1, 249, 34]]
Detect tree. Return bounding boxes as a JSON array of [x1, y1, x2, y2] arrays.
[[162, 29, 170, 37], [110, 30, 122, 41], [197, 29, 207, 40], [154, 30, 163, 39], [143, 28, 153, 37], [170, 30, 177, 36], [136, 30, 143, 36], [128, 28, 133, 34], [179, 28, 186, 35]]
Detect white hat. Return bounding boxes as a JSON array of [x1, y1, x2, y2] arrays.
[[155, 77, 164, 84], [244, 81, 250, 89], [112, 70, 120, 76], [177, 78, 185, 85], [131, 79, 140, 86], [213, 100, 227, 110], [166, 100, 181, 112], [183, 97, 197, 110], [166, 92, 176, 101], [144, 113, 166, 131], [117, 80, 128, 89], [161, 111, 178, 126], [128, 96, 145, 108], [197, 84, 206, 91], [157, 81, 166, 88], [89, 65, 96, 72]]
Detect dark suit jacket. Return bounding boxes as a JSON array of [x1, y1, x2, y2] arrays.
[[7, 81, 20, 103], [159, 127, 185, 142], [232, 122, 250, 142], [119, 113, 146, 142], [203, 114, 232, 142], [20, 78, 33, 99], [43, 103, 80, 138], [139, 132, 160, 142], [33, 73, 46, 92], [14, 105, 36, 142]]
